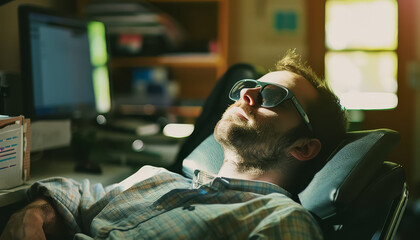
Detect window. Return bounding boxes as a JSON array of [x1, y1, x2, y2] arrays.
[[325, 0, 398, 110]]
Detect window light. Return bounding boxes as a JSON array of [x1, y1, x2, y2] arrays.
[[325, 0, 398, 50], [325, 51, 398, 110]]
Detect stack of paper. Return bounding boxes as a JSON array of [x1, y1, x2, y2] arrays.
[[0, 116, 30, 189]]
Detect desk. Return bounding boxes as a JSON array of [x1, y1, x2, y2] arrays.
[[0, 155, 137, 208]]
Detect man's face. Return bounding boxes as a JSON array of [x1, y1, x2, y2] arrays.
[[214, 71, 318, 171]]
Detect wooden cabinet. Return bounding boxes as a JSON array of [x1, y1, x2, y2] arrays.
[[76, 0, 229, 106]]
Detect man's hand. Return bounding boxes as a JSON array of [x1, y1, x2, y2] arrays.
[[0, 198, 64, 240]]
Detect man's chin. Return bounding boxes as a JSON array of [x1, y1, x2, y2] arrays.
[[215, 119, 254, 148], [214, 120, 235, 146], [214, 119, 231, 145]]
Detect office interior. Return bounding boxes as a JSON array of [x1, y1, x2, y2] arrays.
[[0, 0, 420, 238]]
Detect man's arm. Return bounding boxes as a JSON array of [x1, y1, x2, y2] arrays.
[[0, 166, 160, 239], [0, 197, 66, 240]]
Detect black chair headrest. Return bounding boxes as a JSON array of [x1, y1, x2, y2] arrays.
[[298, 129, 401, 219]]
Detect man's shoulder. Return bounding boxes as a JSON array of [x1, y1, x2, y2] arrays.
[[264, 192, 314, 216], [250, 193, 324, 239]]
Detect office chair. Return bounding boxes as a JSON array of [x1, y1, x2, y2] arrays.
[[176, 64, 408, 240], [298, 129, 407, 240], [181, 131, 407, 240]]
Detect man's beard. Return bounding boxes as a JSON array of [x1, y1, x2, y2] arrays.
[[214, 108, 302, 173]]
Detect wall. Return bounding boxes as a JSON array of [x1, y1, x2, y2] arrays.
[[228, 0, 307, 70], [0, 0, 75, 73]]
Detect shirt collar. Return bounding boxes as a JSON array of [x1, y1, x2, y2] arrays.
[[192, 169, 292, 198]]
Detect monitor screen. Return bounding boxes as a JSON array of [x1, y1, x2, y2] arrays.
[[19, 5, 111, 120]]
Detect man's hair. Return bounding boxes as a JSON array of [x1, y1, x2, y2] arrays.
[[275, 49, 348, 193]]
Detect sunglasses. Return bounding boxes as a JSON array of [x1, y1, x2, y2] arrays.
[[229, 79, 313, 132]]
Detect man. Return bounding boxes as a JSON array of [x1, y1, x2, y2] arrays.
[[1, 50, 347, 240]]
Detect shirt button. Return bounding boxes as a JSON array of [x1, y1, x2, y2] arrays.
[[156, 205, 164, 210], [182, 205, 195, 211]]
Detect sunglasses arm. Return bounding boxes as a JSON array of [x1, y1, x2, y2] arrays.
[[291, 96, 313, 132]]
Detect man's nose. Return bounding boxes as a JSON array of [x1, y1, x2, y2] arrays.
[[240, 87, 260, 106]]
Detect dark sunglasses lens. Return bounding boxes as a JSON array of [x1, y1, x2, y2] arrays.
[[260, 85, 288, 107], [230, 80, 257, 100]]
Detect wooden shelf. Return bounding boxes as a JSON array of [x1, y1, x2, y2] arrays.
[[149, 0, 223, 2], [77, 0, 229, 101], [111, 54, 223, 69], [118, 104, 202, 118]]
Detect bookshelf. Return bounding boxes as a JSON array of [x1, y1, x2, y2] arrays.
[[111, 54, 221, 68], [76, 0, 229, 106]]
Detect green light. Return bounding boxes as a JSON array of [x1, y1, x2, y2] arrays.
[[92, 66, 111, 113], [88, 21, 108, 66], [87, 21, 111, 113]]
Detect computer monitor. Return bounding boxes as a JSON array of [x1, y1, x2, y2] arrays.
[[18, 5, 112, 152], [19, 5, 111, 120]]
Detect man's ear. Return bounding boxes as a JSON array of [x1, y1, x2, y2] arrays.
[[287, 138, 322, 162]]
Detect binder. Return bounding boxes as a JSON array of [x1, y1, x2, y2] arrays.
[[0, 115, 31, 189]]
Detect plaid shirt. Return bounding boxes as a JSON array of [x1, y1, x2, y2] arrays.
[[27, 166, 323, 240]]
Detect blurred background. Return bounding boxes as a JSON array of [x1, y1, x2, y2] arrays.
[[0, 0, 420, 237]]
